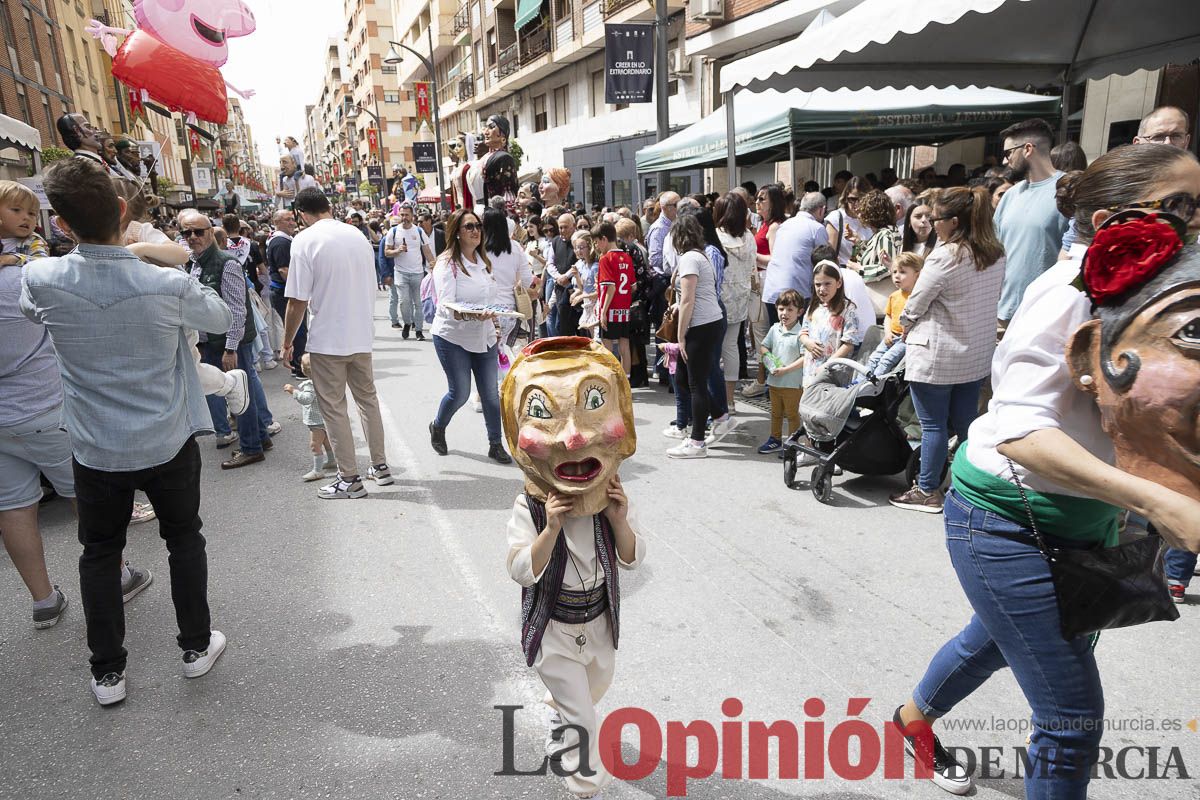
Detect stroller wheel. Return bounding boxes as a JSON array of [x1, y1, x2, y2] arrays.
[[811, 467, 834, 504], [783, 449, 798, 489]]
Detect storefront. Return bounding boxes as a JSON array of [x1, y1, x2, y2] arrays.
[[564, 130, 702, 210]]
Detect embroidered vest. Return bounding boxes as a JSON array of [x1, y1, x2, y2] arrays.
[[520, 493, 620, 666]]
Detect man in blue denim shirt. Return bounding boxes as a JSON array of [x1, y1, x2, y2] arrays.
[[20, 158, 232, 705]]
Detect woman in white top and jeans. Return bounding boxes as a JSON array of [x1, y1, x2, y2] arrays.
[[429, 209, 512, 464], [891, 144, 1200, 800], [666, 215, 726, 459], [715, 192, 757, 408]]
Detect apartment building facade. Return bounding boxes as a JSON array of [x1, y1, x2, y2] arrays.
[[343, 0, 410, 184], [0, 0, 72, 178], [392, 0, 705, 208]]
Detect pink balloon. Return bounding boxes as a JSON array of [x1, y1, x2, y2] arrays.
[[133, 0, 256, 65]]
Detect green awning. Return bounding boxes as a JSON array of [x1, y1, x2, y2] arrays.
[[636, 85, 1061, 174], [516, 0, 541, 30]]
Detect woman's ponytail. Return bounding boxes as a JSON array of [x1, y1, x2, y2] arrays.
[[932, 186, 1004, 270]]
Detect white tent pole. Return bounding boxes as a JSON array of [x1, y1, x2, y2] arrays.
[[725, 91, 737, 191], [788, 133, 796, 193]]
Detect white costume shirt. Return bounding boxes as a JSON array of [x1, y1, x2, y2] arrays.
[[505, 494, 645, 588], [965, 246, 1114, 498]]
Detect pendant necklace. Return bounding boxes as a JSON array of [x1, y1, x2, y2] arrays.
[[565, 537, 597, 655]]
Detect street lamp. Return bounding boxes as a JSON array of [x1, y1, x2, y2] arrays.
[[384, 35, 447, 210]]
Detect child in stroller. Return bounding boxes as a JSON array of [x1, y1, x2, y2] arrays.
[[783, 324, 935, 503]]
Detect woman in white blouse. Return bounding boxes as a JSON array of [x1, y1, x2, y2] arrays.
[[429, 209, 512, 464], [890, 144, 1200, 799]]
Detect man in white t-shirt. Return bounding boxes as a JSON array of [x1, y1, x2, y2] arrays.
[[282, 188, 391, 500], [383, 203, 434, 340]]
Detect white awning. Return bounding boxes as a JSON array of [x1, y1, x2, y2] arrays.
[[0, 114, 41, 151], [720, 0, 1200, 95]]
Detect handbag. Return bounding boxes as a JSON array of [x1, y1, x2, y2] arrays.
[[513, 278, 534, 322], [655, 305, 678, 343], [1006, 459, 1179, 641]]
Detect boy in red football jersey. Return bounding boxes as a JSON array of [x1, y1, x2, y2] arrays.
[[593, 222, 636, 376]]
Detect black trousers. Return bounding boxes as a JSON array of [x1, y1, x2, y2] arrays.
[[270, 286, 306, 372], [74, 437, 210, 678], [676, 318, 724, 442]]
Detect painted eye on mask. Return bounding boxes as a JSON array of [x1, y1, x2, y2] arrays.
[[583, 386, 606, 410], [526, 394, 552, 419], [1173, 317, 1200, 349]]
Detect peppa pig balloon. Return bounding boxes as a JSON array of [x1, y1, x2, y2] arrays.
[[86, 0, 256, 125]]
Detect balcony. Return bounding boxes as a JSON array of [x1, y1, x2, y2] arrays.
[[497, 42, 519, 78], [458, 76, 476, 101], [600, 0, 637, 14], [453, 3, 469, 34], [518, 18, 551, 64]]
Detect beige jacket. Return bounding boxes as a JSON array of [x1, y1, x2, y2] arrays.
[[900, 242, 1005, 385]]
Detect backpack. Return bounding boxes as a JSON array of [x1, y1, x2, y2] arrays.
[[421, 259, 458, 324]]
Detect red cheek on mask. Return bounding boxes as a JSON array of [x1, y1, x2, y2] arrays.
[[518, 429, 552, 459], [602, 418, 627, 444]]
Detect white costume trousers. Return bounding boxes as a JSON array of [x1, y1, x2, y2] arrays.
[[535, 612, 616, 797]]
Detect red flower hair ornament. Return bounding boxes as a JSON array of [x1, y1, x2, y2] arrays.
[[1081, 211, 1185, 305]]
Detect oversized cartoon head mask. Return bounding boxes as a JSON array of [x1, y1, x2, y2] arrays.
[[1068, 212, 1200, 502], [501, 337, 636, 516], [134, 0, 256, 64]]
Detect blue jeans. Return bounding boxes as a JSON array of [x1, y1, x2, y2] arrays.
[[1165, 547, 1197, 588], [387, 281, 400, 324], [201, 341, 272, 455], [909, 378, 983, 492], [432, 335, 502, 444], [865, 338, 906, 376], [396, 271, 424, 330], [916, 489, 1103, 800]]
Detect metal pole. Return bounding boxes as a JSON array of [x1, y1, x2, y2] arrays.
[[654, 0, 669, 194], [724, 90, 736, 191], [1059, 77, 1072, 144], [426, 25, 448, 210], [788, 133, 796, 195]]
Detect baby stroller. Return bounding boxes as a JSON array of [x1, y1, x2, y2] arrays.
[[782, 326, 940, 503]]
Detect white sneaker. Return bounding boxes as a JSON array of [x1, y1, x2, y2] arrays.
[[708, 415, 739, 443], [262, 360, 278, 370], [214, 432, 237, 449], [182, 630, 227, 678], [90, 671, 126, 706], [221, 369, 250, 416], [266, 421, 282, 436], [741, 381, 767, 398], [301, 469, 326, 482], [662, 423, 686, 439], [473, 399, 483, 413], [367, 464, 394, 486], [667, 439, 707, 459]]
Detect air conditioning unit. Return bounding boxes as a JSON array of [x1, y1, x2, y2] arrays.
[[669, 49, 691, 77], [689, 0, 724, 21]]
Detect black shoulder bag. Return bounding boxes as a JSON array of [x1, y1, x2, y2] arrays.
[[1006, 458, 1179, 641]]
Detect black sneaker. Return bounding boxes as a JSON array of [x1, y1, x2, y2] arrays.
[[402, 324, 411, 339], [892, 707, 973, 795], [429, 422, 448, 456], [415, 330, 426, 341], [391, 322, 401, 329]]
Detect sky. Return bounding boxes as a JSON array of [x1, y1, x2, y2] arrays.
[[219, 0, 345, 169]]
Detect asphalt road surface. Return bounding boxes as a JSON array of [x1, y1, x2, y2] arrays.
[[2, 299, 1197, 800]]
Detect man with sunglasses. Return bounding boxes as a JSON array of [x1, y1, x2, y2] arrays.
[[993, 118, 1070, 327], [181, 210, 275, 470]]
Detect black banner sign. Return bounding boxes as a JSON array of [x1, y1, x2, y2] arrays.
[[413, 141, 438, 174], [605, 23, 654, 104]]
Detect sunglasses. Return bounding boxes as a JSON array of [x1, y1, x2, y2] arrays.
[[1002, 142, 1033, 160], [1109, 191, 1200, 221], [181, 227, 211, 238], [459, 222, 482, 232]]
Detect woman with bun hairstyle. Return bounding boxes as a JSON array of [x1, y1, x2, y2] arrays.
[[890, 185, 1006, 514], [890, 143, 1200, 799]]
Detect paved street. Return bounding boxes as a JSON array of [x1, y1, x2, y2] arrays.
[[2, 298, 1197, 800]]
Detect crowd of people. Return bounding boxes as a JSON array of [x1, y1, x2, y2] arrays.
[[2, 101, 1199, 800]]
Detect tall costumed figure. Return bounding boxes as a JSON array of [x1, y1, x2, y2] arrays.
[[467, 115, 519, 215], [501, 337, 645, 799]]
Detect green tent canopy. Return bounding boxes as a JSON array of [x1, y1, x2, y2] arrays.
[[516, 0, 542, 30], [635, 85, 1060, 174]]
